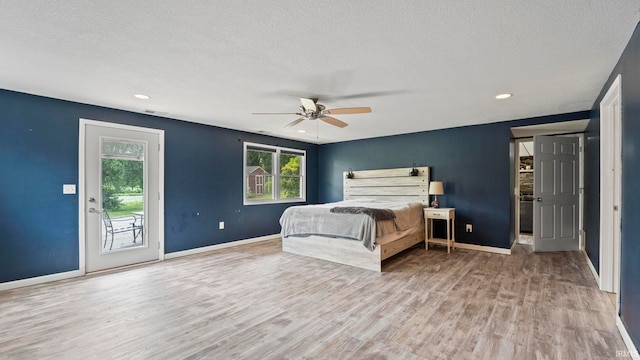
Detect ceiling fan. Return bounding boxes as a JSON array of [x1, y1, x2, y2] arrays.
[[252, 97, 371, 128]]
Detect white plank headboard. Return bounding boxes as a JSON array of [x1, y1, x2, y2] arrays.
[[343, 166, 430, 205]]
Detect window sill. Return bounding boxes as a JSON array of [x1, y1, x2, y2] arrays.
[[243, 198, 306, 206]]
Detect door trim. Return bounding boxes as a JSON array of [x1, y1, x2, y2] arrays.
[[511, 123, 587, 251], [79, 119, 165, 275], [599, 74, 622, 299]]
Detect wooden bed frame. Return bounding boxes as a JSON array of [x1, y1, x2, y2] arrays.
[[282, 166, 430, 271]]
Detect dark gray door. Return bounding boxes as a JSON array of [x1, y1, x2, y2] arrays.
[[533, 135, 579, 252]]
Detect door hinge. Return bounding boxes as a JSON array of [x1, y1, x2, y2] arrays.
[[614, 205, 619, 211], [158, 192, 161, 200], [158, 144, 161, 151]]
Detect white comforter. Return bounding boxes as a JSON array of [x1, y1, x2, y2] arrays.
[[279, 199, 424, 251]]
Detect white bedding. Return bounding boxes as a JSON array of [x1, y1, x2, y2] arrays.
[[279, 199, 424, 251]]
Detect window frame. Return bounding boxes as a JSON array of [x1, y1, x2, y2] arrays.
[[243, 142, 306, 205]]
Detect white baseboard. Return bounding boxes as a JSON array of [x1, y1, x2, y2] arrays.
[[582, 252, 639, 358], [617, 316, 640, 359], [0, 269, 84, 292], [1, 234, 280, 292], [164, 234, 280, 259], [583, 250, 600, 286], [585, 247, 638, 359], [455, 242, 511, 255]]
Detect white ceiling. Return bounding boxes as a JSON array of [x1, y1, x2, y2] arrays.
[[1, 1, 639, 144]]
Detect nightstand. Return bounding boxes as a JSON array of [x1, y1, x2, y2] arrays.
[[424, 207, 455, 253]]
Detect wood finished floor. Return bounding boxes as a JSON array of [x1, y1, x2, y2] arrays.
[[0, 240, 626, 359]]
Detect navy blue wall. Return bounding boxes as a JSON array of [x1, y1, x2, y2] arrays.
[[584, 117, 600, 272], [318, 111, 589, 249], [587, 22, 640, 349], [0, 90, 318, 283]]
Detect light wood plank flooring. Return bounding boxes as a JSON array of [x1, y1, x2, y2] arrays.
[[0, 240, 626, 359]]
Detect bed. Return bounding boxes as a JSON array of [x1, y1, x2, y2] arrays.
[[280, 166, 429, 271]]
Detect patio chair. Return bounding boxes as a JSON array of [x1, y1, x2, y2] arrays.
[[103, 209, 144, 250]]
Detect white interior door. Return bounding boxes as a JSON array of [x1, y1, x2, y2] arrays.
[[83, 120, 163, 272], [533, 135, 580, 252], [600, 74, 622, 297]]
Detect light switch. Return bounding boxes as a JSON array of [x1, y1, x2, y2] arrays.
[[63, 184, 76, 194]]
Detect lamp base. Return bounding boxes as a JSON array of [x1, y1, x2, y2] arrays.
[[431, 199, 440, 208]]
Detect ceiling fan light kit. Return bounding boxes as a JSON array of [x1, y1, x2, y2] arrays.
[[253, 97, 371, 129]]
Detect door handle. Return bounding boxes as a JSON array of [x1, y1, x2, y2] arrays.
[[88, 208, 101, 213], [536, 197, 542, 202]]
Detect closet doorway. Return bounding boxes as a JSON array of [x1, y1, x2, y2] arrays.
[[516, 140, 534, 246], [511, 120, 588, 252]]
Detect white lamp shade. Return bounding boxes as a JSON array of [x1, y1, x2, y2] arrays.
[[428, 181, 444, 195]]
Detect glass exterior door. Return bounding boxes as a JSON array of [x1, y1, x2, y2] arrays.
[[84, 122, 161, 273], [101, 139, 146, 252]]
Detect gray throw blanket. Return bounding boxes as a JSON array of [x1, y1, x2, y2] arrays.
[[330, 206, 396, 221]]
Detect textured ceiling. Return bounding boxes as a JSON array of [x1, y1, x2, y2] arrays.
[[1, 1, 639, 144]]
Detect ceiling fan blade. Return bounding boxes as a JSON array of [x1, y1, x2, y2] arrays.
[[284, 117, 306, 128], [323, 107, 372, 115], [320, 115, 348, 128], [323, 90, 408, 101], [300, 97, 317, 112], [252, 112, 301, 115]]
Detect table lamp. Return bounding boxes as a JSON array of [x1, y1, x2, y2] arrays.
[[429, 181, 444, 208]]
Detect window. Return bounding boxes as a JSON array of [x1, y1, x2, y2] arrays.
[[244, 142, 306, 204]]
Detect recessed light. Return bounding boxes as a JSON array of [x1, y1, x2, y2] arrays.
[[495, 93, 512, 100], [134, 94, 150, 100], [298, 130, 307, 133]]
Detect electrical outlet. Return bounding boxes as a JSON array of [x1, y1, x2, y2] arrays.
[[219, 221, 225, 230], [466, 224, 473, 232]]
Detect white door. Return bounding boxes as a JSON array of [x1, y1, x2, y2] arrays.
[[600, 74, 622, 296], [83, 120, 163, 272], [533, 135, 580, 252]]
